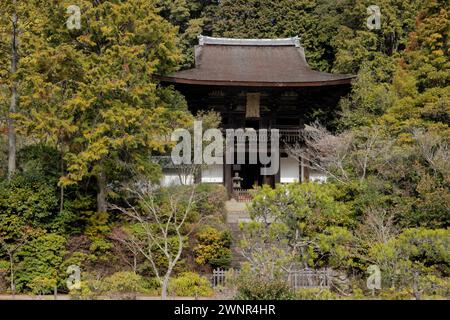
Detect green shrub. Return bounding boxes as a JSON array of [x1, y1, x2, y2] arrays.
[[370, 228, 450, 285], [0, 169, 80, 233], [194, 226, 232, 269], [15, 233, 66, 292], [0, 173, 58, 223], [169, 272, 214, 297], [209, 248, 232, 269], [296, 288, 337, 300], [62, 252, 97, 273], [0, 260, 9, 272], [101, 271, 146, 300], [231, 268, 295, 300], [140, 277, 162, 296], [89, 236, 113, 257], [69, 272, 103, 300], [195, 184, 228, 217], [70, 271, 153, 300], [28, 276, 57, 295], [234, 276, 295, 300]]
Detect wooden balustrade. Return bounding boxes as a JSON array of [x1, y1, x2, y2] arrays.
[[232, 188, 253, 202], [221, 128, 302, 144]]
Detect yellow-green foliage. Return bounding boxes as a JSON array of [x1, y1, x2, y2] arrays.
[[15, 233, 66, 292], [29, 276, 57, 295], [70, 271, 156, 300], [296, 288, 337, 300], [101, 271, 145, 299], [69, 272, 104, 300], [169, 272, 214, 297], [193, 226, 231, 269], [314, 226, 356, 269], [246, 183, 353, 270], [369, 228, 449, 296], [250, 183, 352, 236]]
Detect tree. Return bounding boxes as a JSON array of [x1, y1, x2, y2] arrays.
[[0, 0, 49, 180], [110, 172, 203, 300], [0, 0, 19, 180], [403, 0, 449, 91], [212, 0, 339, 71], [380, 0, 449, 136], [241, 183, 352, 272], [6, 0, 18, 180], [155, 0, 220, 68], [332, 0, 422, 75], [287, 122, 394, 184], [14, 0, 192, 212], [369, 228, 449, 298]]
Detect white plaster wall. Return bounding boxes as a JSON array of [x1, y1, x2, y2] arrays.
[[280, 157, 299, 183], [161, 173, 194, 186], [201, 164, 223, 183]]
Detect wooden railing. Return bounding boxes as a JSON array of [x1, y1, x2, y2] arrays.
[[232, 188, 253, 202], [279, 129, 302, 143], [221, 128, 302, 144]]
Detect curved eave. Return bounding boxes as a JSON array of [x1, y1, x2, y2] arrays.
[[155, 75, 355, 87]]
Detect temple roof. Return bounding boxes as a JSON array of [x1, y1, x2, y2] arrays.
[[157, 36, 355, 87]]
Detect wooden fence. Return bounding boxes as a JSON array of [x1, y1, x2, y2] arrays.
[[212, 268, 227, 287], [210, 268, 331, 290], [287, 268, 331, 290]]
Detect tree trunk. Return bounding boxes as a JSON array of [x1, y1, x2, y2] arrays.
[[161, 269, 172, 300], [59, 146, 65, 213], [97, 171, 107, 213], [9, 253, 15, 299], [8, 2, 18, 181], [60, 184, 64, 213]]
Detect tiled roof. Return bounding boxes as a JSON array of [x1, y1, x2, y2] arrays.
[[157, 36, 355, 87]]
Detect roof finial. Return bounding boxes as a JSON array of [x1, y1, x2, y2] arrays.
[[198, 35, 205, 46]]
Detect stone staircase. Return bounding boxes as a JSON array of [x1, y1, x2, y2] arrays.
[[225, 200, 250, 223], [225, 200, 251, 268]]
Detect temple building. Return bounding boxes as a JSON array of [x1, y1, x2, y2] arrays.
[[157, 36, 354, 200]]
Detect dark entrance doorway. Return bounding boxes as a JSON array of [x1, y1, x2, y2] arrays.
[[239, 163, 262, 189]]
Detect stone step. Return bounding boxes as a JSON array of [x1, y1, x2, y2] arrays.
[[225, 199, 248, 211], [228, 222, 246, 268], [225, 200, 250, 223], [225, 200, 252, 268]]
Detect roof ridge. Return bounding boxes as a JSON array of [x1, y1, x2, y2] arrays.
[[198, 35, 301, 47]]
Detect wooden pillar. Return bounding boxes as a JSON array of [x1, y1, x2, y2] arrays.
[[300, 157, 305, 183], [224, 163, 232, 197], [274, 151, 281, 185], [194, 166, 201, 184], [301, 157, 310, 182]]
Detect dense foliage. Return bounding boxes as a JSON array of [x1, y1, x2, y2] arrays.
[[0, 0, 448, 299]]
